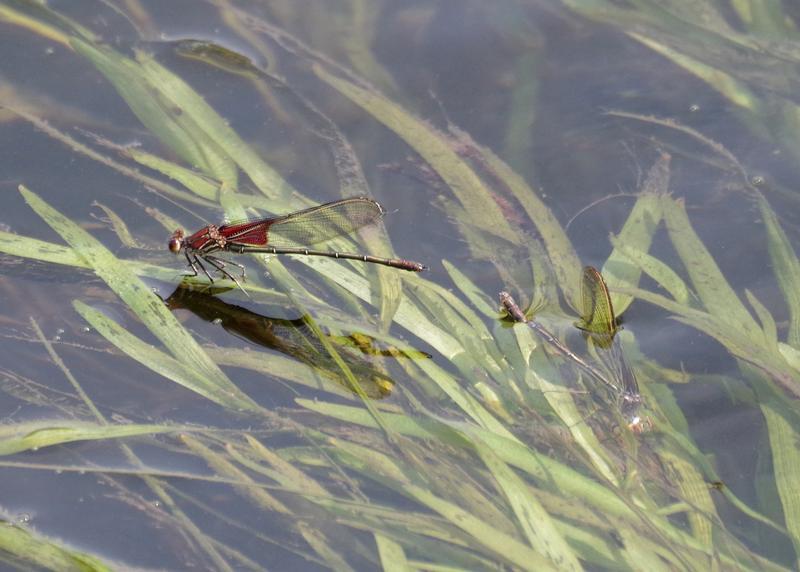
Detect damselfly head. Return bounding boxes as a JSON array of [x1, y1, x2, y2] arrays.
[[168, 229, 185, 254]]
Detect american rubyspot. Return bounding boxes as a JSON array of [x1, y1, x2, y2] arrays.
[[168, 197, 426, 291], [500, 266, 647, 432], [575, 266, 646, 432]]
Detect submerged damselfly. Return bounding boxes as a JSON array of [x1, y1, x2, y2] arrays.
[[501, 266, 647, 432]]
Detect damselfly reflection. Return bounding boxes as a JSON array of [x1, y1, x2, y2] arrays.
[[500, 266, 648, 432], [165, 286, 427, 399]]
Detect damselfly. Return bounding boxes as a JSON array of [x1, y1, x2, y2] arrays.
[[500, 266, 647, 432], [169, 197, 426, 292], [575, 266, 645, 432]]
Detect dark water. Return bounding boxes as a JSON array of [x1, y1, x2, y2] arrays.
[[1, 1, 798, 570]]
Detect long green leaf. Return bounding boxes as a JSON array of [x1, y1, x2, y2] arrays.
[[314, 65, 517, 244], [0, 421, 174, 456], [759, 195, 800, 348], [662, 195, 764, 344], [19, 186, 256, 410], [74, 301, 258, 410], [603, 152, 669, 314], [472, 435, 583, 571]]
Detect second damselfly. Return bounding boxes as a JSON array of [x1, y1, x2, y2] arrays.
[[501, 266, 647, 432]]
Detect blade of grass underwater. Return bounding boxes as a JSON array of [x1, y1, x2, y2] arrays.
[[472, 436, 583, 572], [761, 402, 800, 566], [313, 65, 518, 244], [0, 421, 174, 456], [179, 434, 356, 572], [746, 290, 779, 350], [465, 138, 583, 311], [442, 260, 498, 319], [662, 195, 764, 344], [320, 433, 554, 570], [759, 195, 800, 348], [292, 256, 466, 359], [135, 51, 240, 190], [0, 1, 90, 48], [296, 399, 637, 520], [18, 186, 257, 409], [608, 240, 691, 306], [401, 484, 556, 572], [374, 534, 410, 572], [0, 229, 208, 285], [602, 152, 668, 315], [658, 450, 715, 551], [300, 398, 751, 563], [127, 148, 219, 201], [627, 32, 759, 112], [408, 282, 505, 383], [73, 301, 258, 410], [136, 51, 294, 201], [618, 285, 800, 396], [3, 103, 215, 208], [91, 202, 139, 248], [70, 38, 212, 175], [0, 519, 112, 572]]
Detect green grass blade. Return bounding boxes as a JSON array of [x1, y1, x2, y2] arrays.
[[474, 143, 583, 311], [603, 152, 668, 315], [74, 301, 258, 410], [662, 195, 764, 344], [401, 483, 556, 571], [18, 186, 257, 410], [746, 290, 779, 350], [628, 32, 759, 112], [0, 519, 113, 572], [135, 50, 294, 201], [375, 534, 411, 572], [762, 402, 800, 567], [127, 148, 220, 201], [759, 195, 800, 347], [608, 240, 691, 306], [0, 421, 174, 456], [472, 435, 583, 571], [313, 65, 517, 244], [70, 38, 211, 174]]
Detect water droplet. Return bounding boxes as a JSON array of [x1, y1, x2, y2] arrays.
[[15, 513, 31, 525], [212, 318, 223, 326], [751, 175, 765, 186], [689, 104, 700, 112]]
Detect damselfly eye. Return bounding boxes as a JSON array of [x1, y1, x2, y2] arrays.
[[168, 230, 184, 254]]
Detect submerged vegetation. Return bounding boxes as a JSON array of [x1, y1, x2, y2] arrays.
[[0, 1, 799, 570]]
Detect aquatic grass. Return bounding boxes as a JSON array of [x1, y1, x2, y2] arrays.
[[0, 420, 175, 456], [602, 153, 669, 315], [759, 194, 800, 348], [19, 186, 259, 411], [3, 2, 800, 569], [313, 66, 519, 245], [0, 518, 112, 572]]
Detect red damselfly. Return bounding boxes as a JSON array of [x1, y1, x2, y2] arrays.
[[169, 197, 426, 291]]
